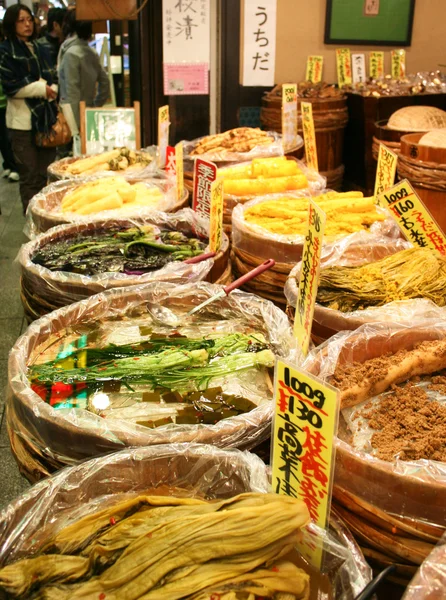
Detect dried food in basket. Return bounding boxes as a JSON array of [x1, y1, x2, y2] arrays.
[[191, 127, 274, 156], [60, 177, 164, 215], [31, 224, 206, 275], [219, 156, 308, 196], [265, 82, 344, 99], [0, 492, 310, 599], [61, 147, 154, 176], [387, 106, 446, 132], [243, 191, 385, 237], [317, 248, 446, 312]]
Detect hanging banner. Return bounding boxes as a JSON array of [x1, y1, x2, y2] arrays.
[[336, 48, 352, 87], [271, 359, 339, 568], [282, 83, 298, 152], [305, 56, 323, 83], [242, 0, 277, 87], [293, 199, 326, 357], [209, 179, 224, 253], [157, 105, 170, 169], [377, 180, 446, 256], [391, 49, 406, 79], [369, 51, 384, 79], [193, 158, 217, 218], [162, 0, 210, 95], [301, 102, 318, 173], [352, 53, 366, 83], [374, 144, 398, 197]]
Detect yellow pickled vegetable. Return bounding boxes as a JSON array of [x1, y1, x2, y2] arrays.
[[75, 193, 123, 215], [223, 175, 308, 196]]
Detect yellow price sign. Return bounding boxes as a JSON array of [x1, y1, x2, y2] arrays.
[[377, 179, 446, 256], [293, 199, 326, 356], [369, 51, 384, 79], [301, 102, 318, 173], [336, 48, 352, 87], [282, 83, 298, 151], [374, 143, 398, 197], [306, 56, 324, 83], [271, 359, 339, 569], [209, 179, 224, 253], [391, 49, 406, 79], [157, 105, 170, 168], [175, 141, 184, 202]]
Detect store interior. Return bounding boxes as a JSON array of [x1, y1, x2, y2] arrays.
[[0, 0, 445, 599]]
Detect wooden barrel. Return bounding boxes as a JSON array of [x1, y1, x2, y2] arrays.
[[19, 216, 231, 321], [398, 132, 446, 234], [261, 92, 348, 190]]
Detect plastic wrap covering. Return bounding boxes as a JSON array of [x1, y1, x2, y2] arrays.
[[25, 174, 189, 238], [17, 209, 231, 321], [403, 533, 446, 599], [47, 146, 158, 181], [0, 444, 372, 599], [284, 232, 446, 336], [183, 130, 285, 165], [8, 281, 294, 477], [303, 321, 446, 526]]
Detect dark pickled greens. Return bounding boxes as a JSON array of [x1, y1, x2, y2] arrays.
[[31, 225, 206, 275]]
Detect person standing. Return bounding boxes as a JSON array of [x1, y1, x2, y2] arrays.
[[0, 4, 58, 213], [0, 24, 19, 182], [59, 15, 110, 131], [37, 8, 67, 69]]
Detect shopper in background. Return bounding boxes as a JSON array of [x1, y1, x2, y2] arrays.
[[37, 8, 67, 68], [59, 14, 110, 130], [0, 4, 58, 214], [0, 23, 19, 182]]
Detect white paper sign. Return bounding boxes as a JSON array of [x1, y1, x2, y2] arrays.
[[162, 0, 210, 63], [242, 0, 277, 87], [352, 53, 367, 83]]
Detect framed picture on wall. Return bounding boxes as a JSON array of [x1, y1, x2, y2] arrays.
[[325, 0, 416, 46]]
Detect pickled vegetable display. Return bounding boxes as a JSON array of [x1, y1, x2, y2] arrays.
[[62, 147, 153, 176]]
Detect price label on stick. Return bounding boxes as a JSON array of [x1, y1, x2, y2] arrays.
[[301, 102, 318, 173], [336, 48, 352, 87], [193, 158, 217, 219], [175, 141, 184, 202], [306, 56, 323, 83], [293, 199, 326, 356], [282, 83, 298, 152], [165, 146, 176, 175], [391, 49, 406, 79], [377, 179, 446, 256], [374, 144, 398, 197], [369, 51, 384, 79], [352, 53, 366, 83], [209, 179, 224, 253], [157, 105, 170, 168], [271, 359, 339, 569]]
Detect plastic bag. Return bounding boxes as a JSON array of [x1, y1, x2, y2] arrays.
[[0, 443, 371, 599], [25, 173, 186, 238], [302, 320, 446, 524], [17, 209, 223, 318], [8, 281, 294, 474], [47, 145, 158, 182], [403, 532, 446, 599], [284, 231, 446, 330]]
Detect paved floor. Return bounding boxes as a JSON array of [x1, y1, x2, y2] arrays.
[[0, 176, 31, 508]]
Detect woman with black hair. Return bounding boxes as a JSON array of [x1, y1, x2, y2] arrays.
[[0, 3, 58, 213]]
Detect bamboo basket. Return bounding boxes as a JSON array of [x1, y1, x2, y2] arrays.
[[261, 89, 348, 190], [8, 282, 291, 477], [28, 180, 190, 235], [398, 132, 446, 234], [19, 217, 231, 322], [305, 325, 446, 580]]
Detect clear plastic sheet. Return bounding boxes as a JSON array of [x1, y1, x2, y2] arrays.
[[8, 281, 294, 472], [183, 130, 284, 164], [233, 195, 396, 265], [302, 321, 446, 524], [403, 532, 446, 599], [284, 232, 446, 330], [17, 209, 218, 311], [25, 173, 184, 238], [47, 146, 158, 181], [0, 444, 371, 599]]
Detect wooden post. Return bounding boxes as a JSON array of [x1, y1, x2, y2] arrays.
[[79, 101, 87, 155], [134, 101, 141, 150]]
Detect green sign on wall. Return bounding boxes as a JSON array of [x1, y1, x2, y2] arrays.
[[85, 108, 136, 154]]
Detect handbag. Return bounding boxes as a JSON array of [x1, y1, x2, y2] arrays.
[[35, 106, 72, 148]]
